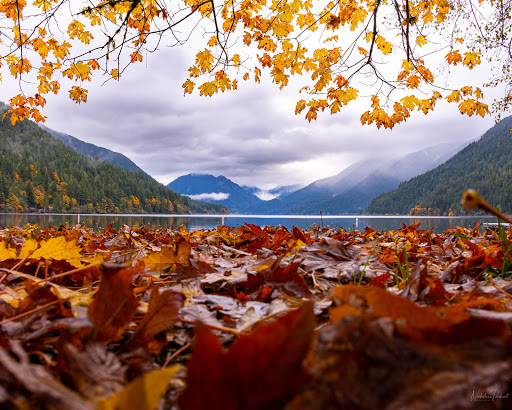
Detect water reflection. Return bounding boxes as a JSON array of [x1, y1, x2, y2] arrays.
[[0, 213, 495, 233]]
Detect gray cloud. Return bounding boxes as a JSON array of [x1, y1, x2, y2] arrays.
[[37, 44, 496, 190]]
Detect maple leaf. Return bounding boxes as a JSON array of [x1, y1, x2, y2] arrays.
[[195, 49, 214, 73], [126, 287, 185, 353], [462, 51, 481, 69], [130, 51, 143, 63], [199, 81, 218, 97], [18, 236, 85, 268], [182, 79, 195, 95], [88, 263, 139, 343], [69, 86, 87, 103], [140, 235, 191, 270], [446, 90, 461, 103], [416, 35, 427, 47], [179, 302, 315, 410]]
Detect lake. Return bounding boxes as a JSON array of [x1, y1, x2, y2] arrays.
[[0, 213, 496, 233]]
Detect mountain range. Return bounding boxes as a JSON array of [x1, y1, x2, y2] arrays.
[[367, 115, 512, 215], [5, 98, 508, 217], [167, 139, 472, 215]]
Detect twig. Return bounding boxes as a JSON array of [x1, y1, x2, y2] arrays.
[[180, 318, 241, 335], [33, 263, 101, 284], [0, 299, 61, 326], [163, 342, 191, 367], [489, 276, 512, 302]]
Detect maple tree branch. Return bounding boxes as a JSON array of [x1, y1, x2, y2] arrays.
[[405, 0, 410, 61], [0, 299, 61, 326], [367, 0, 381, 65]]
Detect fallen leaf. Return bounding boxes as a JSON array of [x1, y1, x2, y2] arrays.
[[87, 264, 139, 343], [140, 235, 191, 271], [179, 301, 316, 410], [126, 287, 185, 353], [96, 364, 181, 410], [20, 237, 85, 268]]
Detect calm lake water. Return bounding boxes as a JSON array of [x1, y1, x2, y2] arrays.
[[0, 213, 496, 233]]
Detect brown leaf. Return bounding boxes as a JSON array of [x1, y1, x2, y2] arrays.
[[330, 285, 510, 344], [19, 281, 74, 320], [126, 287, 185, 353], [87, 264, 139, 343], [179, 301, 316, 410], [288, 314, 512, 409], [299, 237, 363, 281], [400, 263, 453, 305], [0, 341, 93, 410], [61, 343, 126, 400]]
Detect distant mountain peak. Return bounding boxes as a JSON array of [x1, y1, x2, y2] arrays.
[[168, 174, 263, 213]]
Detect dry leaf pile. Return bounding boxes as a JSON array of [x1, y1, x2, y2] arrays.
[[1, 221, 512, 409]]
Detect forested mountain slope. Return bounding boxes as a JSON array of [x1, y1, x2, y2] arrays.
[[39, 124, 145, 174], [367, 116, 512, 215], [0, 112, 228, 214]]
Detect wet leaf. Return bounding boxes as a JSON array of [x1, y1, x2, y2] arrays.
[[288, 314, 512, 409], [0, 342, 93, 410], [87, 264, 139, 343], [20, 237, 85, 268], [330, 285, 509, 344], [180, 301, 316, 410], [140, 235, 191, 271], [126, 287, 185, 353]]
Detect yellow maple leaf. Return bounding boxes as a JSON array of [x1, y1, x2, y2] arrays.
[[358, 46, 368, 56], [330, 100, 342, 114], [458, 99, 476, 116], [195, 49, 214, 73], [416, 35, 427, 47], [72, 62, 91, 81], [97, 365, 182, 410], [69, 86, 87, 103], [446, 90, 461, 103], [400, 95, 420, 111], [231, 54, 240, 67], [462, 52, 481, 69], [207, 35, 218, 47], [0, 241, 18, 260], [182, 79, 195, 95], [198, 81, 218, 97], [295, 99, 307, 114], [18, 236, 85, 268], [140, 242, 191, 271]]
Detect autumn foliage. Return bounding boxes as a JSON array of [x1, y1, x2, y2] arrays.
[[2, 1, 511, 127], [1, 220, 512, 408]]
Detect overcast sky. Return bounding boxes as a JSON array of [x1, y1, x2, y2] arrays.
[[6, 38, 499, 190]]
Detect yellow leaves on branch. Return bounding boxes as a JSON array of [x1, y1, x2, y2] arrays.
[[0, 0, 496, 128], [67, 20, 93, 44]]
